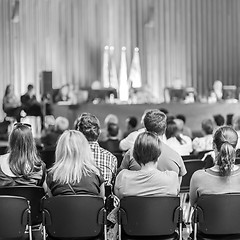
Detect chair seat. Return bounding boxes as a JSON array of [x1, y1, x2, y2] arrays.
[[197, 232, 240, 240], [121, 231, 179, 240]]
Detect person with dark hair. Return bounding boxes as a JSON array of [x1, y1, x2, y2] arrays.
[[114, 132, 179, 199], [2, 84, 22, 122], [192, 119, 214, 152], [0, 123, 46, 188], [119, 109, 186, 181], [213, 114, 225, 127], [21, 84, 44, 128], [176, 114, 192, 138], [77, 113, 117, 184], [166, 120, 192, 156], [99, 123, 121, 154], [123, 116, 138, 138], [190, 126, 240, 206]]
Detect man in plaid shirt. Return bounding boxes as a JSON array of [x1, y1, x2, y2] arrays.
[[77, 112, 117, 185]]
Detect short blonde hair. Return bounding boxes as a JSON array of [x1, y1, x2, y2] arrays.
[[50, 130, 100, 184]]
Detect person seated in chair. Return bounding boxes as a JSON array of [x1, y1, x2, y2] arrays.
[[0, 123, 47, 189], [21, 84, 44, 128], [99, 123, 122, 154], [190, 126, 240, 206], [2, 84, 22, 122], [47, 130, 105, 198], [114, 132, 179, 199]]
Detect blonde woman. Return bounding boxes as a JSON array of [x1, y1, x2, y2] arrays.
[[47, 130, 105, 198]]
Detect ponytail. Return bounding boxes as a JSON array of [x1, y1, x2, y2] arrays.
[[216, 142, 236, 176]]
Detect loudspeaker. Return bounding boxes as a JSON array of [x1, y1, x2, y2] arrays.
[[40, 71, 52, 96]]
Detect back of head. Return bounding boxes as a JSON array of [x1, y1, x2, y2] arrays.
[[133, 132, 161, 166], [127, 116, 138, 129], [143, 109, 167, 136], [9, 123, 40, 177], [104, 114, 119, 127], [107, 123, 119, 137], [213, 126, 238, 176], [213, 114, 225, 126], [166, 120, 178, 139], [232, 115, 240, 131], [176, 114, 186, 124], [77, 112, 100, 141], [52, 130, 99, 184], [27, 84, 34, 91], [202, 119, 214, 135], [55, 117, 69, 132]]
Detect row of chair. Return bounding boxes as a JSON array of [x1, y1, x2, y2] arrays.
[[1, 186, 240, 239]]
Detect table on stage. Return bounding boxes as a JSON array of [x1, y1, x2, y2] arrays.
[[52, 102, 240, 132]]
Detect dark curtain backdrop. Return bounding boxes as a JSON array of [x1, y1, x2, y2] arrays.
[[1, 0, 240, 118]]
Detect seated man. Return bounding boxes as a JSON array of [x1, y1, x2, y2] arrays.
[[119, 109, 187, 183], [21, 84, 44, 128], [76, 113, 118, 185]]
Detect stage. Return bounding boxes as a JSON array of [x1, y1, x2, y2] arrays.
[[52, 102, 240, 132]]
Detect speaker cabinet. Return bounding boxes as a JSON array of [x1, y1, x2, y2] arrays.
[[40, 71, 52, 96]]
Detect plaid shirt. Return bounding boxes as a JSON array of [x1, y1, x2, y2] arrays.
[[89, 141, 117, 185]]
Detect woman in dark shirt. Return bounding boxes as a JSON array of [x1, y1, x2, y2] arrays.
[[47, 130, 105, 197], [0, 123, 46, 188]]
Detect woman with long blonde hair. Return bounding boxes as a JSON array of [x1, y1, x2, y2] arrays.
[[47, 130, 105, 197]]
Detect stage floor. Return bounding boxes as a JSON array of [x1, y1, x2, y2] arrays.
[[53, 102, 240, 132]]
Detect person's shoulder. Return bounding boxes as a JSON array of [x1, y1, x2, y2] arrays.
[[99, 146, 116, 159], [161, 141, 182, 159], [191, 169, 206, 180]]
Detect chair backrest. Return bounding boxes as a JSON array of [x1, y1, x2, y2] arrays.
[[42, 195, 106, 238], [181, 160, 205, 192], [195, 194, 240, 235], [0, 196, 30, 238], [0, 186, 45, 225], [120, 196, 181, 237], [39, 148, 55, 169]]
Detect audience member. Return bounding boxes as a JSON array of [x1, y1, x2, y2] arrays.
[[192, 119, 214, 153], [41, 116, 69, 150], [213, 114, 225, 127], [98, 114, 122, 142], [190, 126, 240, 206], [21, 84, 44, 128], [122, 116, 138, 138], [99, 123, 121, 154], [119, 110, 148, 151], [77, 113, 117, 185], [2, 84, 22, 122], [166, 120, 193, 156], [0, 123, 46, 189], [47, 130, 104, 197], [119, 109, 186, 181], [232, 115, 240, 149], [176, 114, 193, 138], [114, 132, 179, 199]]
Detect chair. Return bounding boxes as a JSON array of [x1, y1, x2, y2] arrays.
[[0, 195, 32, 239], [193, 194, 240, 240], [39, 148, 55, 169], [181, 159, 205, 192], [119, 196, 183, 240], [0, 186, 45, 225], [42, 195, 107, 240]]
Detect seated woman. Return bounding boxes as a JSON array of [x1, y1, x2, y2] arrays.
[[192, 119, 214, 153], [47, 130, 105, 197], [190, 126, 240, 206], [0, 123, 46, 188], [114, 132, 179, 199], [3, 84, 22, 122], [166, 120, 193, 156]]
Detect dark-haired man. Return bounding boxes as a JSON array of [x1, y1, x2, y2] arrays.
[[77, 113, 117, 185], [119, 109, 186, 182]]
